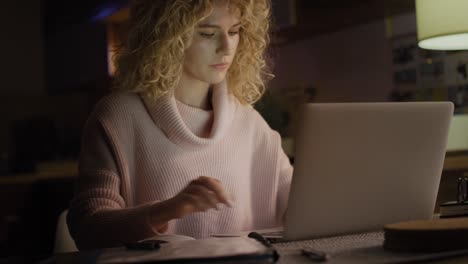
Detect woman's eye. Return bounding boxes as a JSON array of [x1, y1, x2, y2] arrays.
[[228, 31, 239, 36], [199, 32, 215, 38]]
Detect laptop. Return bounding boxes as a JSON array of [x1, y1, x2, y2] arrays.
[[276, 101, 454, 241]]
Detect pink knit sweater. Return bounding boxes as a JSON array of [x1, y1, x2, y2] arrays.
[[67, 82, 293, 249]]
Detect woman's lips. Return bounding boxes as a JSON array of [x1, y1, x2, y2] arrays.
[[210, 63, 230, 70]]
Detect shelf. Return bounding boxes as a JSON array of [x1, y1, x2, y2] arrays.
[[0, 160, 78, 185], [444, 154, 468, 172]]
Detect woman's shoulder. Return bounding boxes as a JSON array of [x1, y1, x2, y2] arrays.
[[90, 92, 145, 121], [236, 101, 268, 124], [97, 91, 142, 107], [235, 102, 278, 138]]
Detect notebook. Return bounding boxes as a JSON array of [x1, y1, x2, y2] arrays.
[[280, 102, 453, 241], [97, 237, 277, 264]]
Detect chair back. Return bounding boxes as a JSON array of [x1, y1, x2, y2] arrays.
[[53, 209, 78, 253]]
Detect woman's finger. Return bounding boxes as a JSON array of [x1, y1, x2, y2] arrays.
[[178, 192, 213, 212], [184, 184, 220, 209], [193, 176, 232, 207]]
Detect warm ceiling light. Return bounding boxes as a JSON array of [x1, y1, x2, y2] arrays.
[[416, 0, 468, 50]]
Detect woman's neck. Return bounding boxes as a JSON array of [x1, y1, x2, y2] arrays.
[[175, 75, 212, 110]]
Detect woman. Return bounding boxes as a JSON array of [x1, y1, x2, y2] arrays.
[[67, 0, 293, 250]]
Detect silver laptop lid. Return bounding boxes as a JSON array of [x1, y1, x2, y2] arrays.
[[284, 102, 453, 241]]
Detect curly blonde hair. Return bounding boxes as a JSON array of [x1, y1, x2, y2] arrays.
[[113, 0, 273, 105]]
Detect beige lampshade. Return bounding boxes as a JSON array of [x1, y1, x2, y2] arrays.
[[416, 0, 468, 50]]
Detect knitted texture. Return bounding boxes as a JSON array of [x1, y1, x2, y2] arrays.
[[67, 82, 293, 249]]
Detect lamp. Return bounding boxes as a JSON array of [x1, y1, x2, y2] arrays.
[[416, 0, 468, 50]]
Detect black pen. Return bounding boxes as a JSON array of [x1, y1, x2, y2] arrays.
[[248, 232, 280, 261], [301, 246, 329, 262], [248, 232, 273, 248], [124, 239, 166, 250]]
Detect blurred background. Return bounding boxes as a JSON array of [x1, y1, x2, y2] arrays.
[[1, 0, 468, 260]]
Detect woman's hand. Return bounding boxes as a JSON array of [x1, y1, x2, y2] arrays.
[[149, 176, 232, 230], [170, 176, 232, 217]]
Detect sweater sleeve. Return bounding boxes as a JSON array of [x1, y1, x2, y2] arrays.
[[250, 107, 293, 225], [67, 109, 159, 250], [276, 139, 293, 224]]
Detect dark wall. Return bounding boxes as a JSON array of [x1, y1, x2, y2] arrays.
[[0, 1, 44, 96], [0, 1, 110, 258], [45, 22, 109, 94]]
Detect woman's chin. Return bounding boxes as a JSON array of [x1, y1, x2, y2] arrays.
[[206, 76, 227, 85]]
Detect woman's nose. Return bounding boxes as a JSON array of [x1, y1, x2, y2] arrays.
[[217, 33, 235, 55]]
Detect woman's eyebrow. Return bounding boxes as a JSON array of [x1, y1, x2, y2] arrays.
[[198, 22, 242, 28]]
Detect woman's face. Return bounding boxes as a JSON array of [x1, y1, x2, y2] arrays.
[[183, 1, 241, 86]]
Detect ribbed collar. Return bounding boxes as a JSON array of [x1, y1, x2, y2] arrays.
[[142, 81, 237, 149]]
